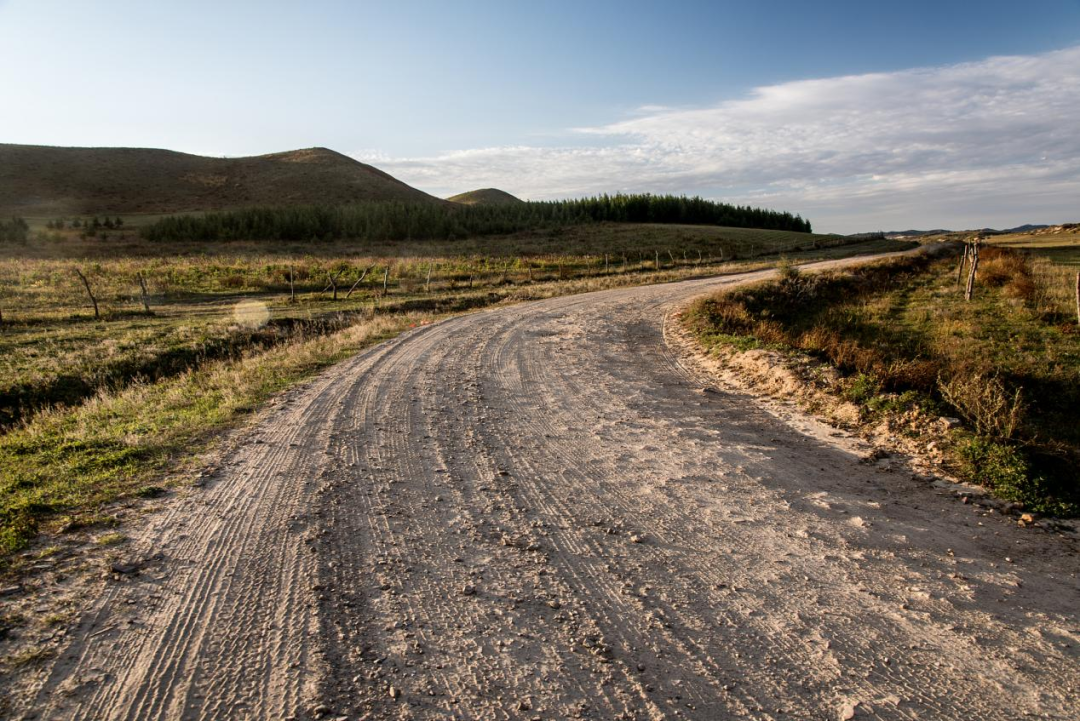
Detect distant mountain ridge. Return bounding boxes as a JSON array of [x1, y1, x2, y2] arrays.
[[0, 143, 441, 217], [867, 224, 1052, 239], [447, 188, 524, 206]]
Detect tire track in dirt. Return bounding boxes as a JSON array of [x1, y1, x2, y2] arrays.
[[20, 252, 1080, 720]]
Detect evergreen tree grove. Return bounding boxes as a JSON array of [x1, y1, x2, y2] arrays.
[[141, 194, 812, 244]]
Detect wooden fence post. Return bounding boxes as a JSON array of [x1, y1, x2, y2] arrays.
[[1075, 271, 1079, 326], [345, 266, 371, 299], [74, 268, 99, 319], [289, 266, 296, 303], [964, 241, 980, 301], [137, 273, 152, 313], [426, 262, 433, 291], [956, 244, 969, 288], [383, 266, 389, 293], [654, 250, 660, 271]]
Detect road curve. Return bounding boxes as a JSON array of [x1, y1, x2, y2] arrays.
[[28, 255, 1080, 720]]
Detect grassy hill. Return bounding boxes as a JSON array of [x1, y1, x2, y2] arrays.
[[0, 144, 441, 217], [447, 188, 524, 205]]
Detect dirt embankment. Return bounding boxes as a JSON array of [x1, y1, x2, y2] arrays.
[[667, 321, 1078, 532]]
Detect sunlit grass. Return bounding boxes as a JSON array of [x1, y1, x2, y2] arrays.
[[0, 230, 903, 564]]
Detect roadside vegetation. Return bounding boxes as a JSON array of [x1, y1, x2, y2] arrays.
[[684, 241, 1080, 516], [0, 222, 892, 565]]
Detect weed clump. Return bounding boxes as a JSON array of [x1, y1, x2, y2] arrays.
[[937, 372, 1025, 441]]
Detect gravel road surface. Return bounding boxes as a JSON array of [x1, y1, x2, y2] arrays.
[[24, 256, 1080, 720]]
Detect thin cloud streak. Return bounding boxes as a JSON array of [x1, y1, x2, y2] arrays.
[[360, 46, 1080, 233]]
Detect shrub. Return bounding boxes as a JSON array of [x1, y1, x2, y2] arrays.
[[1004, 274, 1037, 304], [0, 217, 29, 244], [880, 358, 941, 392], [978, 248, 1029, 287], [845, 373, 880, 404], [752, 319, 788, 346], [957, 436, 1030, 502], [796, 326, 842, 357], [938, 372, 1025, 441], [777, 257, 800, 281]]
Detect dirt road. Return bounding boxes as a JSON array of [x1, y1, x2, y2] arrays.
[[22, 256, 1080, 720]]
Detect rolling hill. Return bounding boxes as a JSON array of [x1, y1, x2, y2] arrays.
[[447, 188, 524, 206], [0, 144, 441, 217]]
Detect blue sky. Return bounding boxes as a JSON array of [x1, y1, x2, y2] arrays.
[[2, 0, 1079, 233]]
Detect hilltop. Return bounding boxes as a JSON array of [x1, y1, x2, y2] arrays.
[[0, 144, 440, 217], [447, 188, 524, 206]]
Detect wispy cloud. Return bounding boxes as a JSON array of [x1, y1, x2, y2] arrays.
[[359, 46, 1080, 233]]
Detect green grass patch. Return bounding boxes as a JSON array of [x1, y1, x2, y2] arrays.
[[95, 532, 127, 546]]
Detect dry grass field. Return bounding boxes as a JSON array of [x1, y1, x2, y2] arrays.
[[0, 223, 895, 564]]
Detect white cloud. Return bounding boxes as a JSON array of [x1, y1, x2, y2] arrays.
[[362, 46, 1080, 233]]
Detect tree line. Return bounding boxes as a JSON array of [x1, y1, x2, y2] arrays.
[[0, 217, 29, 243], [141, 194, 812, 243]]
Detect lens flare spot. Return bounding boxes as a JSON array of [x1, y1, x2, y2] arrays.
[[233, 299, 270, 328]]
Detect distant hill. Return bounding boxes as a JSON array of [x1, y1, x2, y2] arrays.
[[1001, 224, 1050, 234], [879, 224, 1051, 239], [447, 188, 524, 206], [881, 229, 952, 239], [0, 144, 441, 217]]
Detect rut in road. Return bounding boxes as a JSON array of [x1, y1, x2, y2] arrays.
[[23, 255, 1080, 720]]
